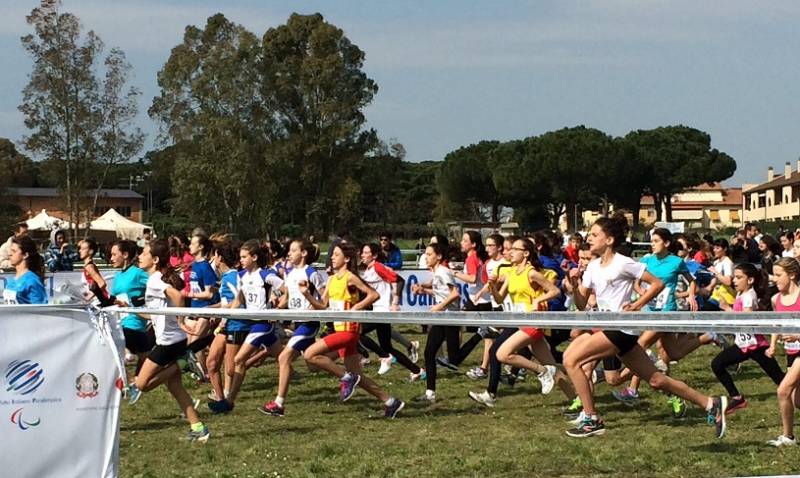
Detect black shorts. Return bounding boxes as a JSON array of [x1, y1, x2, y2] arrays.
[[148, 340, 188, 367], [603, 356, 622, 371], [226, 330, 249, 345], [123, 328, 155, 354], [603, 330, 640, 356]]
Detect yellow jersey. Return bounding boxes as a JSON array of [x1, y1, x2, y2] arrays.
[[327, 270, 361, 333], [506, 264, 554, 313]]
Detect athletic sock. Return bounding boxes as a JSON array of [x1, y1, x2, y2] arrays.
[[275, 396, 285, 407], [191, 422, 205, 432], [384, 397, 396, 406], [705, 397, 714, 411]]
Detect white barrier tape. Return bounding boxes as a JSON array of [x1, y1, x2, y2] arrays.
[[111, 307, 800, 335]]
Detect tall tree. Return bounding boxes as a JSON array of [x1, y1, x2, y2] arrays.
[[438, 141, 504, 221], [20, 0, 103, 236], [150, 14, 271, 235], [260, 13, 378, 233]]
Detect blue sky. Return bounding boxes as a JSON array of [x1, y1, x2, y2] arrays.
[[1, 0, 798, 186]]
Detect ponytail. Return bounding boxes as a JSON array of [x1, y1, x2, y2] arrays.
[[12, 235, 44, 282], [150, 239, 185, 290]]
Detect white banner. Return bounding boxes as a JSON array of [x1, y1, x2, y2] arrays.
[[0, 269, 470, 311], [0, 306, 124, 478]]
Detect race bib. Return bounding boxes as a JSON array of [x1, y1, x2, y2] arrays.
[[648, 287, 672, 311], [243, 284, 266, 309], [511, 302, 529, 313], [785, 340, 800, 353], [329, 300, 346, 311], [190, 281, 202, 295], [596, 299, 614, 312], [735, 333, 759, 349], [2, 289, 18, 305]]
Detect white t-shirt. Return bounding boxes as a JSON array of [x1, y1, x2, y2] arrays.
[[782, 250, 794, 258], [285, 265, 326, 310], [713, 256, 734, 279], [361, 262, 398, 311], [145, 272, 187, 346], [485, 257, 505, 309], [239, 268, 284, 310], [432, 264, 460, 311], [582, 253, 646, 335]]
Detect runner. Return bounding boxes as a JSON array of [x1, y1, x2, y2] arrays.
[[205, 240, 241, 403], [1, 235, 46, 305], [711, 262, 784, 415], [132, 239, 209, 442], [209, 240, 286, 413], [562, 212, 728, 438], [466, 233, 506, 380], [184, 232, 220, 380], [259, 239, 325, 417], [78, 237, 113, 306], [469, 238, 575, 408], [301, 242, 405, 418], [109, 240, 153, 391], [768, 257, 800, 446]]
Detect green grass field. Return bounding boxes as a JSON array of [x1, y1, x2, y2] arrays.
[[120, 329, 800, 478]]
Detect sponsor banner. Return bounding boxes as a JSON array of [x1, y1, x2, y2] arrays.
[[0, 270, 473, 311], [0, 306, 124, 478]]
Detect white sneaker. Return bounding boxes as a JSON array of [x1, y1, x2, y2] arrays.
[[409, 341, 420, 364], [468, 390, 496, 408], [568, 410, 587, 426], [538, 365, 557, 395], [767, 435, 797, 447], [378, 356, 393, 375], [466, 367, 487, 380]]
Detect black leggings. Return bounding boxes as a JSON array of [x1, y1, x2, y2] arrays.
[[424, 325, 461, 391], [486, 328, 532, 395], [711, 345, 784, 397], [359, 323, 420, 374]]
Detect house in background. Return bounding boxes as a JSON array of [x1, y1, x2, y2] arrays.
[[579, 183, 743, 231], [742, 161, 800, 223], [7, 187, 144, 224]]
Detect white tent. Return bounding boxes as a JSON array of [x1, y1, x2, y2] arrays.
[[86, 208, 147, 240], [24, 210, 74, 231]]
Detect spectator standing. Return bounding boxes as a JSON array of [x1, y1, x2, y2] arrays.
[[45, 229, 79, 272], [379, 231, 403, 270], [0, 222, 29, 269]]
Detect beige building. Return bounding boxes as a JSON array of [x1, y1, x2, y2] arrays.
[[742, 162, 800, 223], [579, 183, 743, 231], [8, 187, 145, 224]]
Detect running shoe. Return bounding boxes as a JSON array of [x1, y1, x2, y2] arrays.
[[183, 350, 204, 380], [184, 425, 210, 443], [207, 391, 222, 401], [566, 416, 605, 438], [468, 390, 497, 408], [612, 387, 640, 407], [409, 369, 427, 382], [409, 341, 420, 364], [414, 391, 436, 403], [567, 410, 587, 426], [436, 356, 459, 372], [258, 401, 285, 417], [667, 395, 687, 418], [767, 435, 797, 447], [208, 399, 234, 414], [378, 356, 393, 376], [654, 358, 669, 374], [339, 373, 361, 402], [563, 397, 583, 417], [726, 396, 747, 415], [466, 367, 487, 380], [128, 384, 141, 405], [537, 365, 557, 395], [384, 398, 405, 419], [708, 396, 728, 438]]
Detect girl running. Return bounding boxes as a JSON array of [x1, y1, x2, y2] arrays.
[[209, 240, 286, 414], [768, 257, 800, 446], [133, 239, 209, 442], [359, 242, 424, 380], [184, 233, 220, 380], [109, 240, 152, 392], [467, 233, 506, 380], [2, 235, 47, 305], [563, 213, 728, 438], [710, 262, 784, 415], [413, 243, 461, 403], [205, 240, 240, 403], [469, 238, 574, 407], [301, 243, 405, 418], [78, 237, 113, 306], [701, 239, 736, 311], [259, 239, 326, 417]]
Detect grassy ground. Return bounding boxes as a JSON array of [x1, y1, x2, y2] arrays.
[[120, 328, 800, 478]]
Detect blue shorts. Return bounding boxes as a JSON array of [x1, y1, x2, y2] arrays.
[[287, 322, 320, 352], [244, 322, 278, 349]]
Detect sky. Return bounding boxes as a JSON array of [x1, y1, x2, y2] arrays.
[[1, 0, 799, 187]]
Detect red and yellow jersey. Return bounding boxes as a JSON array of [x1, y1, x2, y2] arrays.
[[328, 270, 361, 333]]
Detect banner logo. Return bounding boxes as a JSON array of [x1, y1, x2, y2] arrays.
[[5, 360, 45, 395], [75, 373, 99, 399], [10, 408, 40, 431]]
